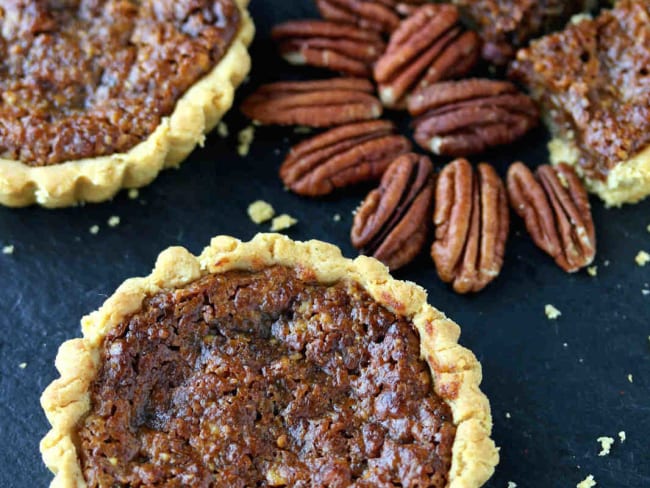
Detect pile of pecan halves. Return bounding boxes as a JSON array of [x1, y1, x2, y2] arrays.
[[241, 0, 596, 294]]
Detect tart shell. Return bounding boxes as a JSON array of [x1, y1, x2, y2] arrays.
[[40, 233, 499, 487], [0, 0, 254, 208]]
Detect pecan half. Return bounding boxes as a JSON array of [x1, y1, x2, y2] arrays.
[[374, 4, 480, 108], [316, 0, 428, 35], [271, 20, 386, 77], [351, 153, 434, 270], [409, 78, 538, 156], [432, 158, 509, 293], [507, 162, 596, 273], [241, 78, 382, 127], [280, 120, 411, 196]]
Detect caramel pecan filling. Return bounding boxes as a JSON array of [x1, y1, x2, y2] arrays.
[[78, 267, 456, 487], [0, 0, 240, 166]]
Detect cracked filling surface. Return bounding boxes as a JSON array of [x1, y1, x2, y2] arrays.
[[78, 266, 456, 487], [0, 0, 240, 166]]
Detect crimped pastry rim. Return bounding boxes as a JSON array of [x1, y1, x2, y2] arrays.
[[40, 233, 499, 488], [0, 0, 254, 208]]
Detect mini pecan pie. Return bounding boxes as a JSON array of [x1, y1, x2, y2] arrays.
[[0, 0, 253, 207], [41, 234, 498, 487], [511, 0, 650, 206]]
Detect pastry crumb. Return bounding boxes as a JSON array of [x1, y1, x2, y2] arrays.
[[107, 216, 121, 227], [89, 225, 100, 235], [18, 362, 27, 369], [563, 342, 568, 348], [507, 482, 517, 488], [576, 474, 596, 488], [333, 213, 341, 222], [217, 121, 229, 138], [270, 214, 298, 232], [237, 126, 255, 157], [646, 224, 650, 233], [294, 126, 312, 134], [128, 188, 139, 199], [635, 250, 650, 266], [545, 304, 562, 320], [603, 260, 610, 267], [642, 289, 649, 296], [108, 457, 118, 466], [597, 436, 614, 456], [505, 412, 511, 419], [627, 374, 633, 383], [2, 244, 14, 255], [247, 200, 275, 224], [587, 266, 597, 277], [618, 431, 626, 442]]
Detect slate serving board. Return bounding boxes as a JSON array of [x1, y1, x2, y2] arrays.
[[1, 2, 648, 487]]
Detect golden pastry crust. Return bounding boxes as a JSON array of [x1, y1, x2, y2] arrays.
[[40, 233, 499, 488], [549, 137, 650, 207], [0, 0, 254, 208]]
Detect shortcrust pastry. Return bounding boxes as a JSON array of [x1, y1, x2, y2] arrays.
[[40, 233, 498, 487], [0, 0, 254, 207], [511, 0, 650, 206]]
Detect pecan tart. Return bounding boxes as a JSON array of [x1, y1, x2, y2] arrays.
[[40, 233, 498, 487], [510, 0, 650, 206], [0, 0, 254, 207]]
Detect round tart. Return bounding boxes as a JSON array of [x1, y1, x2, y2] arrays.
[[0, 0, 254, 208], [40, 233, 498, 487]]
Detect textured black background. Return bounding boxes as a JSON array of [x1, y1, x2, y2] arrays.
[[1, 2, 649, 487]]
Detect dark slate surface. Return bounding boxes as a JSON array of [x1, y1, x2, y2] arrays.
[[1, 2, 648, 487]]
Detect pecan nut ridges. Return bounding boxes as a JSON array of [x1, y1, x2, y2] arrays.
[[271, 20, 386, 77], [241, 78, 382, 127], [432, 158, 509, 294], [373, 4, 479, 109], [507, 162, 596, 273], [316, 0, 428, 35], [408, 79, 539, 156], [351, 153, 434, 270], [280, 120, 411, 196]]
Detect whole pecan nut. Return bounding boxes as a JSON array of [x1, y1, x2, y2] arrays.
[[432, 158, 509, 293], [408, 78, 539, 156], [271, 20, 386, 77], [241, 78, 382, 127], [351, 153, 434, 270], [280, 120, 411, 196], [316, 0, 428, 35], [507, 162, 596, 273], [374, 4, 480, 108]]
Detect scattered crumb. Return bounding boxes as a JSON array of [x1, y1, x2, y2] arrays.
[[217, 121, 229, 138], [252, 119, 262, 127], [2, 244, 14, 255], [237, 126, 255, 157], [128, 188, 139, 199], [507, 482, 517, 488], [627, 374, 633, 383], [333, 213, 341, 222], [107, 216, 121, 227], [579, 358, 584, 363], [635, 250, 650, 266], [270, 214, 298, 232], [294, 126, 312, 134], [576, 474, 596, 488], [597, 436, 615, 456], [274, 148, 282, 156], [603, 260, 610, 267], [247, 200, 275, 224], [587, 266, 597, 277], [642, 289, 650, 296], [89, 225, 100, 235], [19, 362, 27, 369], [563, 342, 568, 348], [108, 457, 118, 466], [647, 224, 650, 233], [618, 431, 626, 442], [505, 412, 511, 419], [545, 304, 562, 320]]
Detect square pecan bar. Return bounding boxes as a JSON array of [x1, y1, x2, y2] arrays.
[[452, 0, 594, 65], [511, 0, 650, 206]]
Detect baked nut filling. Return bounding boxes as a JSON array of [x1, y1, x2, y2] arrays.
[[40, 234, 498, 487], [0, 0, 241, 167], [79, 267, 455, 487], [510, 0, 650, 206]]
